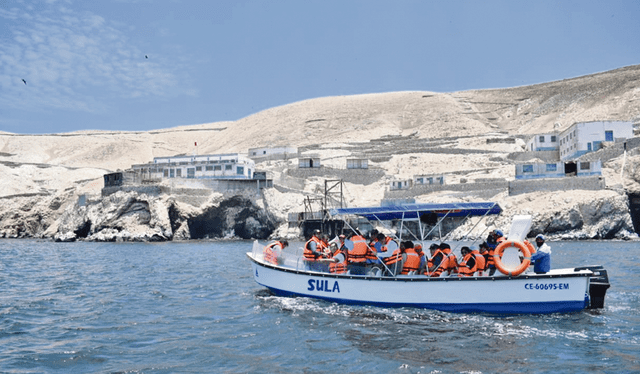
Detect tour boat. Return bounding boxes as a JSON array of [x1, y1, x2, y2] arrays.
[[247, 202, 610, 314]]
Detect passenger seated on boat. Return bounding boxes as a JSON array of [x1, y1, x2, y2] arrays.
[[478, 241, 491, 275], [440, 243, 458, 275], [531, 234, 552, 274], [322, 242, 348, 274], [414, 244, 427, 273], [457, 246, 478, 277], [263, 240, 288, 266], [381, 243, 402, 276], [400, 241, 421, 275], [425, 243, 444, 277], [365, 238, 381, 266], [471, 245, 486, 276], [347, 231, 369, 275], [486, 230, 505, 276], [304, 230, 329, 272]]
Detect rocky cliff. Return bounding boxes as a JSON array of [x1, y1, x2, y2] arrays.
[[1, 65, 640, 241]]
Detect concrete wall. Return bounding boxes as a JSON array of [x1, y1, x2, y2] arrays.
[[508, 175, 605, 196], [384, 180, 509, 199], [286, 166, 386, 185]]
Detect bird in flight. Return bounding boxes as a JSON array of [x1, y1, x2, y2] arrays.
[[22, 79, 27, 85], [145, 55, 148, 59]]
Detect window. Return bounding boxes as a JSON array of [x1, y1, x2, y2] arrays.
[[546, 164, 557, 172], [551, 135, 557, 142], [187, 168, 195, 178], [263, 151, 267, 154], [416, 177, 424, 184], [169, 169, 175, 178], [225, 164, 232, 170], [214, 165, 222, 171], [587, 143, 592, 151], [206, 165, 213, 171], [523, 165, 533, 173], [196, 166, 202, 171], [605, 130, 613, 142], [237, 166, 244, 175], [580, 162, 590, 170], [539, 136, 545, 143], [164, 169, 169, 177], [176, 169, 182, 177]]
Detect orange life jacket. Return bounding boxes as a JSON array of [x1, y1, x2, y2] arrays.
[[442, 249, 458, 274], [263, 241, 281, 265], [304, 236, 324, 261], [471, 249, 486, 275], [382, 248, 402, 266], [427, 249, 445, 277], [329, 249, 348, 274], [348, 235, 369, 264], [458, 253, 477, 277], [401, 248, 421, 275]]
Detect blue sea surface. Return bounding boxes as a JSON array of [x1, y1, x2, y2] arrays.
[[0, 239, 638, 373]]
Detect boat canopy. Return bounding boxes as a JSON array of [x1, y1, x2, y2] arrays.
[[330, 202, 501, 221]]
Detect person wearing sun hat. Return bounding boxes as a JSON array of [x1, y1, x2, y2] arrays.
[[531, 234, 552, 274]]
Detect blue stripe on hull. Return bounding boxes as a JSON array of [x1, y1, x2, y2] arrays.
[[264, 286, 589, 315]]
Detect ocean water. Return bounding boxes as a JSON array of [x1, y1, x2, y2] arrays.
[[0, 239, 638, 373]]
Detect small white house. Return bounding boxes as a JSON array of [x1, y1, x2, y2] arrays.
[[347, 159, 368, 169], [299, 156, 321, 168], [248, 146, 297, 160], [414, 175, 445, 185], [515, 160, 602, 179], [132, 153, 255, 180], [526, 133, 559, 152], [559, 121, 633, 161], [390, 179, 413, 190]]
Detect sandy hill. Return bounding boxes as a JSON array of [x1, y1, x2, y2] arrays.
[[2, 64, 639, 173]]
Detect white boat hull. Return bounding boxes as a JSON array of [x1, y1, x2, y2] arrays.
[[248, 252, 593, 314]]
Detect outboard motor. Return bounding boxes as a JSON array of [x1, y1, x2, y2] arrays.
[[575, 265, 610, 309]]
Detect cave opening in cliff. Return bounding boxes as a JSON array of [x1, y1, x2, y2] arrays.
[[628, 193, 640, 235]]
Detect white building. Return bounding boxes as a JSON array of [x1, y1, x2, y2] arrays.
[[515, 160, 602, 180], [559, 121, 633, 161], [526, 133, 559, 152], [132, 153, 255, 180], [414, 175, 445, 186], [248, 146, 297, 161]]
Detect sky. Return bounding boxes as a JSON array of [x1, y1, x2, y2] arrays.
[[1, 0, 639, 134]]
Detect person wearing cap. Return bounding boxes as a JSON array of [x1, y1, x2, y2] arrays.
[[486, 230, 505, 275], [531, 234, 552, 274], [322, 242, 348, 274], [304, 230, 328, 271], [426, 243, 445, 277]]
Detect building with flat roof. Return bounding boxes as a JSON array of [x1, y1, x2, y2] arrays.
[[559, 121, 633, 161], [132, 153, 255, 181], [526, 133, 559, 152]]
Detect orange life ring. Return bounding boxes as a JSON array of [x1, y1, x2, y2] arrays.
[[493, 240, 531, 276], [524, 239, 536, 255]]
